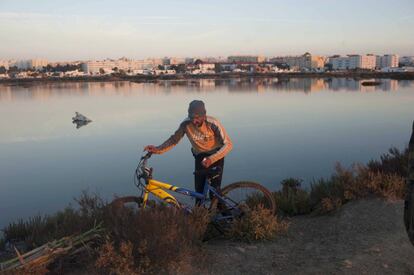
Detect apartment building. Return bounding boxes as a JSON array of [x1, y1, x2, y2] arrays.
[[11, 59, 49, 70], [376, 54, 399, 69], [81, 58, 162, 74], [228, 55, 266, 63], [329, 55, 376, 70], [270, 53, 326, 70]]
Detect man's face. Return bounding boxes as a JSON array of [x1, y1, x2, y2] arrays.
[[190, 115, 205, 128]]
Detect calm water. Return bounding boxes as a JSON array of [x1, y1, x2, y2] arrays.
[[1, 78, 413, 227]]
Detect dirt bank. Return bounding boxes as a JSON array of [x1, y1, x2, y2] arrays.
[[204, 198, 414, 274], [1, 71, 414, 85]]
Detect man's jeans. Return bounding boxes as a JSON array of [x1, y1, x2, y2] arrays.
[[194, 152, 224, 205]]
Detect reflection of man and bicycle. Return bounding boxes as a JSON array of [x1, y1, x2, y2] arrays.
[[111, 100, 275, 231]]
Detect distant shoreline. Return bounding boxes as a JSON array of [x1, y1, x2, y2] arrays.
[[1, 71, 414, 85]]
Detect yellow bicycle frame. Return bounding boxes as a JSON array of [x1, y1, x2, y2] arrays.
[[142, 179, 180, 207]]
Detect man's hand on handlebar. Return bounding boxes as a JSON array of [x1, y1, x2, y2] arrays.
[[144, 145, 160, 154]]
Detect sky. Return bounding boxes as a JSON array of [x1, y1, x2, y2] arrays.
[[0, 0, 413, 61]]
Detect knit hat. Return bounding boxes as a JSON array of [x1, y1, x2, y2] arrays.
[[188, 100, 206, 118]]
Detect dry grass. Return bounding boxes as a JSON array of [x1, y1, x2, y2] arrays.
[[3, 191, 108, 250], [273, 178, 311, 216], [95, 240, 138, 274], [95, 205, 210, 274], [310, 162, 406, 214], [228, 205, 289, 242], [367, 147, 409, 177], [2, 195, 210, 274], [5, 265, 49, 275], [277, 147, 407, 216]]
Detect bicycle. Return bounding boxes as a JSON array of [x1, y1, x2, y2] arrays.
[[111, 152, 276, 231]]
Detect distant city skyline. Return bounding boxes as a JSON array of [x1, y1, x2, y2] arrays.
[[1, 0, 413, 61]]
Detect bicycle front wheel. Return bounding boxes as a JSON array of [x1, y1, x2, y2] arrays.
[[111, 196, 144, 212], [211, 181, 276, 215]]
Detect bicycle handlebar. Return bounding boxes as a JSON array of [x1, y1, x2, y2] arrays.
[[141, 151, 153, 160]]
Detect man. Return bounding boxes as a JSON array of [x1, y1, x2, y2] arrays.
[[405, 120, 414, 245], [144, 100, 233, 204]]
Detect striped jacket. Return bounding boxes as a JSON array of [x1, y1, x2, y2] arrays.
[[156, 116, 233, 164]]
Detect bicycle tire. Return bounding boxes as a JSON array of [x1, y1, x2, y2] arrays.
[[111, 196, 143, 206], [110, 196, 144, 211], [211, 181, 276, 215]]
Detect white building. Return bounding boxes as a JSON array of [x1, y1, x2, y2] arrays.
[[329, 55, 376, 70], [270, 53, 326, 70], [376, 54, 399, 69], [81, 58, 161, 74], [199, 63, 215, 73], [400, 56, 414, 66], [154, 69, 176, 75], [30, 59, 49, 69], [228, 55, 266, 63], [12, 59, 48, 70]]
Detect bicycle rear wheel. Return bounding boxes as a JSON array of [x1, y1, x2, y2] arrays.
[[211, 181, 276, 216], [209, 181, 276, 235]]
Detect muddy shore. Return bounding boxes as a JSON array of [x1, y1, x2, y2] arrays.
[[1, 71, 414, 85]]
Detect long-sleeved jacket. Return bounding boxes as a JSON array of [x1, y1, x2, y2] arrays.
[[156, 116, 233, 164]]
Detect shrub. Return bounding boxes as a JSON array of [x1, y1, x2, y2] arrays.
[[310, 177, 344, 209], [273, 178, 311, 216], [365, 171, 405, 200], [228, 205, 289, 242], [367, 147, 409, 177], [309, 161, 406, 214], [95, 240, 139, 274], [102, 205, 209, 274], [319, 197, 343, 214], [3, 191, 108, 249]]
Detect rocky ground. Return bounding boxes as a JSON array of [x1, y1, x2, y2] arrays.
[[204, 198, 414, 274]]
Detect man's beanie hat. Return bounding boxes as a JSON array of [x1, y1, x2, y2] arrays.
[[188, 100, 206, 118]]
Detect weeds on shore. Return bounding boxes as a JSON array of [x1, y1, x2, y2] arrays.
[[273, 178, 311, 215], [96, 205, 210, 274], [367, 147, 409, 177], [3, 191, 108, 249], [274, 147, 407, 215], [229, 205, 289, 241]]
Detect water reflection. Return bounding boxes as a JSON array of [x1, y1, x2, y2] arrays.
[[0, 78, 411, 101]]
